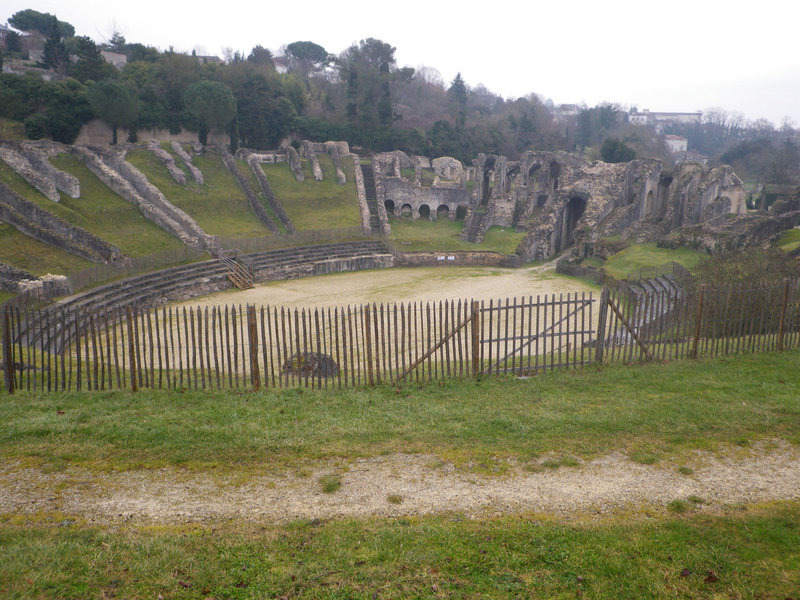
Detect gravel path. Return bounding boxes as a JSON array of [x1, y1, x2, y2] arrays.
[[2, 440, 799, 525]]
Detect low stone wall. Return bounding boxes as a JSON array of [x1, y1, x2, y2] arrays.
[[244, 153, 295, 234], [148, 140, 186, 185], [0, 144, 60, 203], [0, 181, 123, 264], [255, 254, 394, 282], [0, 262, 37, 292], [219, 147, 279, 233], [394, 251, 522, 268], [302, 141, 323, 181], [170, 142, 204, 185], [351, 154, 372, 235], [75, 119, 229, 146]]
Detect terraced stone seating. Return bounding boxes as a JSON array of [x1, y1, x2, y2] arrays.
[[16, 241, 392, 353]]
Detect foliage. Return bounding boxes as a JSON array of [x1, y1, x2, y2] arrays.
[[88, 79, 139, 144], [246, 44, 274, 67], [41, 16, 69, 75], [721, 137, 800, 185], [447, 72, 468, 129], [9, 8, 74, 37], [183, 80, 236, 144], [70, 36, 115, 83], [600, 137, 636, 163], [693, 246, 800, 287]]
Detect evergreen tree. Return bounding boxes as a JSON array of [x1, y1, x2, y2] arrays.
[[88, 79, 139, 144]]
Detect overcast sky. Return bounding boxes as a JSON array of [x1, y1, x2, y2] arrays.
[[5, 0, 799, 127]]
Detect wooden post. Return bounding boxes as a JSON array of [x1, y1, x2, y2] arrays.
[[777, 279, 790, 352], [471, 300, 480, 377], [594, 287, 609, 364], [247, 305, 261, 391], [3, 307, 14, 394], [691, 286, 704, 359], [126, 307, 138, 392], [364, 304, 374, 386]]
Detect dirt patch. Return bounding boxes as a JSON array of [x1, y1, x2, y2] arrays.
[[175, 263, 596, 312], [2, 441, 799, 525]]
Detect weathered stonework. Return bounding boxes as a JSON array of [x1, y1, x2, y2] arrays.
[[219, 147, 279, 234], [351, 153, 372, 235], [148, 140, 186, 185], [0, 144, 61, 202], [0, 180, 123, 264], [73, 146, 214, 250], [241, 150, 296, 234], [394, 251, 521, 268], [0, 262, 37, 292], [286, 146, 305, 182], [374, 153, 471, 223], [170, 141, 204, 185], [302, 141, 323, 181], [456, 150, 750, 260]]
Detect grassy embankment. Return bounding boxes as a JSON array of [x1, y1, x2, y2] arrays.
[[125, 146, 274, 239], [0, 151, 190, 277], [262, 154, 362, 231], [1, 351, 799, 598], [601, 242, 707, 279]]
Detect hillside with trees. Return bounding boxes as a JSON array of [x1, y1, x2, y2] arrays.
[[0, 7, 798, 188]]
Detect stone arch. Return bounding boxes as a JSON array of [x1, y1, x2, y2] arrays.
[[400, 203, 413, 218], [527, 163, 541, 186], [537, 195, 548, 208], [645, 190, 654, 216], [385, 199, 395, 215], [554, 193, 588, 252], [504, 165, 520, 195], [481, 157, 497, 205], [437, 204, 450, 219], [419, 204, 431, 220], [455, 205, 468, 220]]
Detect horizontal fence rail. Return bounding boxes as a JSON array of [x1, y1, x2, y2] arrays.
[[2, 279, 799, 394]]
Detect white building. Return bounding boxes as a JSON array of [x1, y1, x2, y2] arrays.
[[664, 135, 689, 153]]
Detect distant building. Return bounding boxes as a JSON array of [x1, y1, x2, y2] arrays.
[[100, 50, 127, 69], [629, 109, 702, 132], [553, 104, 580, 121], [664, 134, 688, 153]]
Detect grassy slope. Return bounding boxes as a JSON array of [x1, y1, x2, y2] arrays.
[[0, 154, 183, 260], [48, 154, 183, 256], [1, 352, 799, 599], [0, 223, 92, 275], [777, 228, 800, 253], [263, 155, 361, 230], [125, 148, 272, 239], [2, 350, 797, 473], [389, 215, 525, 254], [603, 242, 706, 279]]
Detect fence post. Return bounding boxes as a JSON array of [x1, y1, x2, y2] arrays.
[[777, 279, 790, 352], [126, 307, 138, 392], [594, 287, 609, 364], [3, 307, 14, 394], [471, 300, 480, 377], [364, 304, 374, 386], [247, 304, 261, 391], [691, 286, 704, 359]]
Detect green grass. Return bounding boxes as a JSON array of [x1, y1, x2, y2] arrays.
[[125, 148, 274, 239], [1, 503, 798, 599], [47, 154, 184, 256], [389, 216, 525, 254], [0, 117, 25, 140], [603, 243, 705, 280], [777, 228, 800, 253], [0, 223, 92, 276], [1, 350, 798, 474], [263, 155, 361, 230]]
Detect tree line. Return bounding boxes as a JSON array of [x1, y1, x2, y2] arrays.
[[0, 8, 797, 185]]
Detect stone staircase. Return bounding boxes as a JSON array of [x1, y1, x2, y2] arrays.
[[464, 210, 486, 242], [361, 163, 381, 233], [217, 248, 254, 289]]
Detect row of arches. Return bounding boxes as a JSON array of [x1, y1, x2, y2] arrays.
[[385, 200, 468, 221]]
